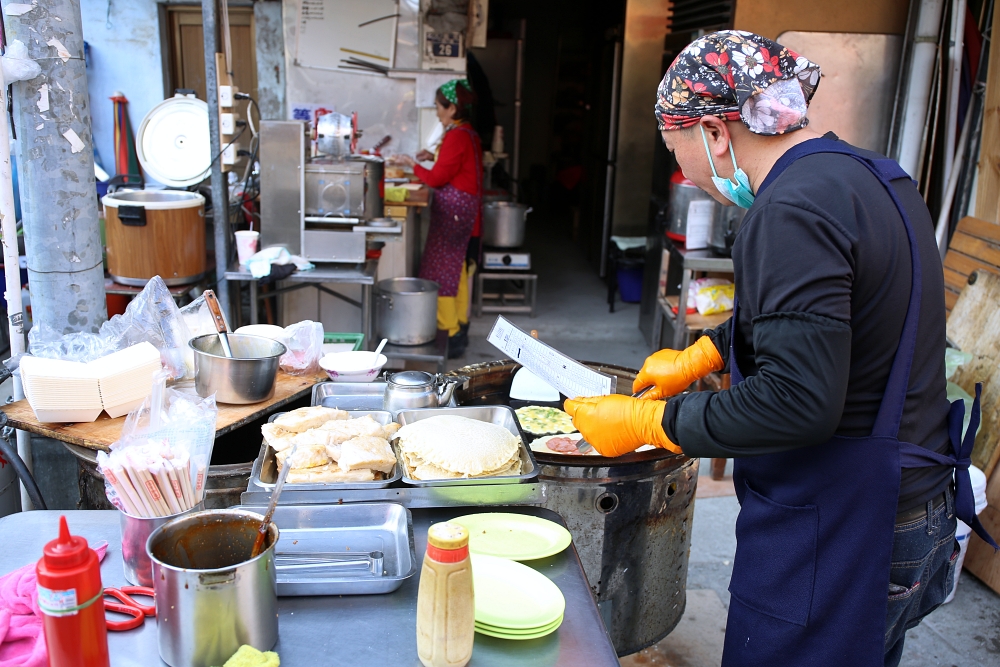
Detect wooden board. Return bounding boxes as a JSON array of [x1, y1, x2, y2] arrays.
[[946, 270, 1000, 479], [1, 370, 326, 452], [942, 217, 1000, 316], [975, 4, 1000, 223], [964, 504, 1000, 595]]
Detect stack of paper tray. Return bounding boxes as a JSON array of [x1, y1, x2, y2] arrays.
[[19, 342, 162, 422], [20, 356, 104, 423], [92, 343, 162, 417]]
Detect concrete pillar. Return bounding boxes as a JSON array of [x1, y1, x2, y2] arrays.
[[4, 0, 107, 334]]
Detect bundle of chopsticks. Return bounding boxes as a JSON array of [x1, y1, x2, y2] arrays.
[[100, 440, 205, 518]]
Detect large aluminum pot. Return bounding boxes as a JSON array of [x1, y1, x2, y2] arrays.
[[482, 202, 532, 248], [375, 278, 439, 346], [147, 509, 279, 667], [189, 334, 286, 404]]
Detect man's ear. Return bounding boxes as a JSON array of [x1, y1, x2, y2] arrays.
[[700, 116, 731, 157]]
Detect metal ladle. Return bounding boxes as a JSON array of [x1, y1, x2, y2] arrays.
[[203, 290, 234, 358]]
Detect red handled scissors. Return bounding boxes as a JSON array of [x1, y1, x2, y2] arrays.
[[104, 586, 155, 631]]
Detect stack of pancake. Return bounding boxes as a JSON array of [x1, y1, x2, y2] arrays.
[[394, 415, 522, 481]]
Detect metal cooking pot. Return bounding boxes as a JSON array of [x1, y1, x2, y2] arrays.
[[189, 334, 286, 404], [147, 509, 279, 667], [375, 278, 439, 346], [668, 168, 717, 243], [483, 202, 532, 248]]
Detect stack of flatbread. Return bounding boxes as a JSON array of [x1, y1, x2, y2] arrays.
[[394, 415, 522, 481], [261, 406, 399, 484]]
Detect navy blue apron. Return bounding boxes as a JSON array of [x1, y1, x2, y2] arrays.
[[721, 139, 996, 666]]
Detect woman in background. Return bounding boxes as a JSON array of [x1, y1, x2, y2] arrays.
[[393, 79, 482, 358]]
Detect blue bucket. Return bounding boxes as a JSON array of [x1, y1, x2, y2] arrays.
[[617, 265, 644, 303]]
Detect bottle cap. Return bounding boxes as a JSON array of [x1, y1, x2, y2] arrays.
[[42, 516, 90, 569], [427, 522, 469, 550]]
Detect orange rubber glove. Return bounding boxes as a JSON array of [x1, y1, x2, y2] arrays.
[[633, 336, 725, 400], [564, 394, 682, 457]]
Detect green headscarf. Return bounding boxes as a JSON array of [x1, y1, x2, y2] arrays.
[[440, 79, 471, 106]]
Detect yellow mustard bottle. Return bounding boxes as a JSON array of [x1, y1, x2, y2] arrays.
[[416, 522, 474, 667]]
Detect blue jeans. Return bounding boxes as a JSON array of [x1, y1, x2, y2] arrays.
[[884, 488, 960, 667]]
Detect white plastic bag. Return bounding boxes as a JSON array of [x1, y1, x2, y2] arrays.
[[1, 40, 40, 83], [29, 276, 193, 378], [280, 320, 324, 375], [97, 374, 217, 517], [686, 277, 731, 311]]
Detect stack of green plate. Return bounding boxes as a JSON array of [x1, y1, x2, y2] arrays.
[[470, 554, 565, 640]]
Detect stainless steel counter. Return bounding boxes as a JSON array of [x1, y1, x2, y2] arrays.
[[1, 509, 619, 666]]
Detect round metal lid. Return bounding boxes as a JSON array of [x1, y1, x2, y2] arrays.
[[389, 370, 434, 387], [135, 95, 211, 187]]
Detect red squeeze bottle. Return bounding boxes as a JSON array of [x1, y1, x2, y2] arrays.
[[36, 516, 110, 667]]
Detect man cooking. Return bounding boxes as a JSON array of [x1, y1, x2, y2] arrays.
[[565, 31, 996, 666]]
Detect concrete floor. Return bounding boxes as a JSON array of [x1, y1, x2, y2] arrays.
[[452, 222, 1000, 666]]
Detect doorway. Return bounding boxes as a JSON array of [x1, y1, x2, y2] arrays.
[[163, 5, 258, 121]]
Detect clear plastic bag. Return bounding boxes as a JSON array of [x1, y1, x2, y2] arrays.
[[97, 373, 217, 517], [693, 282, 735, 315], [28, 276, 194, 379], [279, 320, 324, 375], [178, 294, 230, 379]]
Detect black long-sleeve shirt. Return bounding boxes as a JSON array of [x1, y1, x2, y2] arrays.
[[662, 134, 953, 512]]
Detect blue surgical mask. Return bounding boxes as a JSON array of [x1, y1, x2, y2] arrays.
[[699, 125, 755, 208]]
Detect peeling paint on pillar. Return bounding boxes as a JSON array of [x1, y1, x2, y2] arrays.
[[4, 0, 107, 334]]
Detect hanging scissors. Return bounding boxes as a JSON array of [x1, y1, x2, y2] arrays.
[[104, 586, 155, 631]]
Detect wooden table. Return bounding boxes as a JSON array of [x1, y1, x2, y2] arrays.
[[1, 370, 326, 451]]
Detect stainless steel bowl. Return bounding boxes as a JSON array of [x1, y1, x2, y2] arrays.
[[189, 334, 286, 404]]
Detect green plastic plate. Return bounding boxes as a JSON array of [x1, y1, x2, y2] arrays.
[[474, 622, 560, 640], [470, 554, 565, 629], [476, 614, 564, 635], [452, 513, 572, 561]]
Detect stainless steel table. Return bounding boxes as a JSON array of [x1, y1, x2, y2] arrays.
[[2, 509, 619, 666], [225, 261, 378, 349]]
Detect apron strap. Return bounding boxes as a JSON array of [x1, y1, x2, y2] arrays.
[[899, 384, 998, 549], [757, 139, 922, 439]]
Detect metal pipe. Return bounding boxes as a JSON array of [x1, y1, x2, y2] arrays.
[[0, 45, 28, 511], [888, 0, 923, 154], [935, 95, 972, 255], [599, 40, 622, 279], [202, 0, 231, 320], [7, 0, 110, 508], [942, 0, 968, 194], [511, 19, 526, 199], [897, 0, 946, 177]]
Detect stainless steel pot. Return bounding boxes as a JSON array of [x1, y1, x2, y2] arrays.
[[189, 334, 286, 404], [147, 509, 279, 667], [668, 168, 717, 243], [375, 278, 439, 345], [482, 202, 532, 248], [710, 205, 746, 256], [383, 370, 467, 414]]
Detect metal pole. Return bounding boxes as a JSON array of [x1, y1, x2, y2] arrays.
[[511, 19, 526, 199], [6, 0, 109, 509], [599, 40, 622, 279], [202, 0, 231, 320], [941, 0, 967, 195], [0, 50, 28, 511]]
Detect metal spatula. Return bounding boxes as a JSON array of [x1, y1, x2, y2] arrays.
[[575, 385, 654, 454]]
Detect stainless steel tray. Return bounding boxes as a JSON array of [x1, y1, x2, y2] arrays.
[[394, 406, 539, 486], [233, 503, 416, 596], [251, 410, 402, 491], [311, 382, 387, 410]]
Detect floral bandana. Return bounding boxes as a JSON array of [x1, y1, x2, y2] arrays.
[[655, 31, 821, 135], [440, 79, 471, 106]]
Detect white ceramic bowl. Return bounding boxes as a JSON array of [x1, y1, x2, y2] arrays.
[[318, 351, 387, 382], [234, 324, 286, 342]]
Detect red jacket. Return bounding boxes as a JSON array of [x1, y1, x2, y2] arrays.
[[414, 123, 483, 236]]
